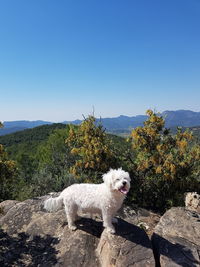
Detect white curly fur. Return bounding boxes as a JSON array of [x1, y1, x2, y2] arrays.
[[44, 168, 131, 234]]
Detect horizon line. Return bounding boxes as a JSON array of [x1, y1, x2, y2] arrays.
[[2, 109, 200, 123]]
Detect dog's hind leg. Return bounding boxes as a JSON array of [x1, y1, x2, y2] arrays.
[[64, 204, 78, 231]]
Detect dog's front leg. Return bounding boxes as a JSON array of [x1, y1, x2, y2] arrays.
[[102, 211, 116, 234]]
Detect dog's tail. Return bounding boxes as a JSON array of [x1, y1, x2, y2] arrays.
[[44, 195, 63, 212]]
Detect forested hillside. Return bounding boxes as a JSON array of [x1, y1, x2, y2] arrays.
[[0, 123, 67, 159], [1, 111, 200, 212]]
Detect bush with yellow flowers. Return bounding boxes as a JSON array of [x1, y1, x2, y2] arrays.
[[65, 116, 117, 181], [129, 110, 200, 211]]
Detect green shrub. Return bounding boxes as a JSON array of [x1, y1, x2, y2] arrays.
[[128, 110, 200, 212]]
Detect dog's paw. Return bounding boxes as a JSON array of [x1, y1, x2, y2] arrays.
[[69, 225, 77, 231], [106, 227, 116, 234], [112, 217, 118, 224]]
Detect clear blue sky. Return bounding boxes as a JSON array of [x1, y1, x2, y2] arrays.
[[0, 0, 200, 122]]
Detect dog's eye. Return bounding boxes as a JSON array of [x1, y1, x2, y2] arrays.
[[116, 178, 120, 181]]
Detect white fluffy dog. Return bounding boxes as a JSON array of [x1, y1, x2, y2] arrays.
[[44, 168, 131, 234]]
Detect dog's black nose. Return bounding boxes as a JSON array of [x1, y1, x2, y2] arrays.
[[123, 181, 126, 186]]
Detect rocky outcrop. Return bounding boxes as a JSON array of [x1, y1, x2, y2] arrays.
[[0, 200, 20, 218], [0, 196, 155, 266], [152, 207, 200, 267], [1, 197, 200, 266], [97, 219, 154, 266], [185, 192, 200, 213]]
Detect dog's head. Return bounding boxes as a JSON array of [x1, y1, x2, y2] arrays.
[[102, 168, 131, 195]]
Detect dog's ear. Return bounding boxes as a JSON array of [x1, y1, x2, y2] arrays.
[[102, 171, 113, 187]]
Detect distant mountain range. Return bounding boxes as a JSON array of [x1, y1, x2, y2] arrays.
[[1, 110, 200, 136]]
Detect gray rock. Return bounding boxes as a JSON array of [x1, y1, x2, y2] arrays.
[[152, 207, 200, 267], [185, 192, 200, 213], [97, 219, 155, 266], [0, 196, 155, 267], [0, 200, 20, 218]]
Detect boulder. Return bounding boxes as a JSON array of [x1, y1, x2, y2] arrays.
[[0, 200, 20, 218], [152, 207, 200, 267], [185, 192, 200, 213], [0, 196, 155, 266], [97, 219, 155, 266]]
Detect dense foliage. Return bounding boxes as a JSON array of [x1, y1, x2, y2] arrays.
[[0, 112, 200, 212], [129, 110, 200, 211], [0, 123, 66, 158], [0, 122, 18, 201], [66, 116, 119, 180]]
